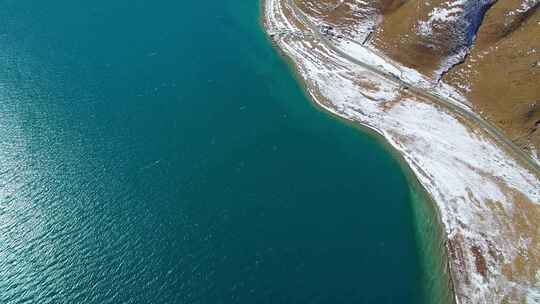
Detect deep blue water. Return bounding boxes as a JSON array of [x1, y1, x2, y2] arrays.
[[0, 0, 437, 303]]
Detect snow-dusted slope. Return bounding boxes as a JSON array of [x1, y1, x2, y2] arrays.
[[296, 0, 540, 161], [444, 0, 540, 161], [371, 0, 496, 78]]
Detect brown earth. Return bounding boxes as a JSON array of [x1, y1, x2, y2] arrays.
[[443, 1, 540, 156], [294, 0, 540, 159], [371, 0, 468, 76]]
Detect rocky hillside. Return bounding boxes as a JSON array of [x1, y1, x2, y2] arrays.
[[444, 0, 540, 157], [293, 0, 540, 160]]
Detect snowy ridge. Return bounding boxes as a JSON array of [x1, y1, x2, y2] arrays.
[[510, 0, 538, 15], [417, 0, 468, 36], [264, 0, 540, 302]]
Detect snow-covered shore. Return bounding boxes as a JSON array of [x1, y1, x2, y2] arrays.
[[263, 0, 540, 302]]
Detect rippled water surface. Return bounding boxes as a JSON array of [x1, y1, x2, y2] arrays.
[[0, 0, 433, 302]]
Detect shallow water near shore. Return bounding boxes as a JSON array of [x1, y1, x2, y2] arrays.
[[1, 0, 449, 302]]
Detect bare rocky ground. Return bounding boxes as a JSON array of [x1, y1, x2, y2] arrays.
[[294, 0, 540, 161], [267, 0, 540, 302], [444, 0, 540, 158]]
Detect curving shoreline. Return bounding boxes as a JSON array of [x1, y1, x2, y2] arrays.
[[261, 0, 540, 302], [260, 3, 457, 300], [259, 4, 457, 298]]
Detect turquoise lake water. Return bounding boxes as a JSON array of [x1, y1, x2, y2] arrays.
[[0, 0, 450, 302]]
